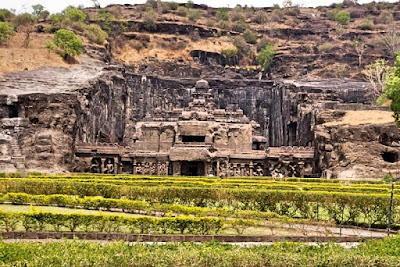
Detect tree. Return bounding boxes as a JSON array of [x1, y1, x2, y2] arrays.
[[91, 0, 101, 8], [54, 29, 83, 60], [258, 44, 275, 71], [335, 11, 350, 25], [13, 13, 36, 47], [32, 4, 45, 17], [363, 59, 393, 100], [352, 41, 368, 67], [143, 7, 157, 31], [63, 7, 86, 22], [380, 24, 400, 58], [0, 9, 13, 22], [378, 55, 400, 126], [0, 22, 14, 45], [44, 40, 57, 58]]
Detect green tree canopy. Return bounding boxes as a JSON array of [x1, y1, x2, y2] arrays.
[[258, 44, 275, 71], [335, 11, 350, 25], [379, 54, 400, 126], [54, 29, 83, 59], [0, 21, 14, 44]]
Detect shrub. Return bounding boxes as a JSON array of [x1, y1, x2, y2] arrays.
[[0, 21, 14, 44], [317, 43, 333, 53], [217, 8, 229, 21], [284, 7, 300, 16], [231, 20, 248, 33], [221, 48, 240, 59], [376, 11, 393, 24], [176, 6, 188, 17], [205, 19, 214, 27], [335, 10, 350, 25], [64, 7, 86, 22], [185, 0, 194, 9], [96, 9, 114, 34], [258, 44, 275, 71], [49, 14, 64, 27], [253, 11, 268, 24], [188, 10, 201, 22], [270, 9, 284, 22], [231, 8, 245, 22], [257, 37, 271, 52], [0, 9, 13, 22], [243, 29, 257, 44], [85, 24, 108, 45], [54, 29, 83, 59], [233, 35, 249, 54], [166, 2, 179, 10], [143, 8, 157, 31], [325, 10, 337, 20], [358, 19, 374, 30], [218, 21, 231, 30]]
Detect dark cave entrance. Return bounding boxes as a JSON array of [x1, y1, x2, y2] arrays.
[[181, 161, 205, 176], [381, 152, 399, 163]]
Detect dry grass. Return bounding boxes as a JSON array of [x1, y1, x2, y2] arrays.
[[324, 110, 395, 126], [113, 33, 233, 65], [0, 33, 70, 77]]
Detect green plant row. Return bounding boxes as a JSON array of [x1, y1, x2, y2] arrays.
[[2, 237, 400, 266], [0, 177, 394, 194], [1, 180, 400, 226], [0, 210, 260, 235], [0, 193, 283, 220]]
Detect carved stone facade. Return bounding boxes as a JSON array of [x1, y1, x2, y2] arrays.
[[75, 80, 314, 177]]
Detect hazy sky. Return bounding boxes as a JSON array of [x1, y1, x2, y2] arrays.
[[2, 0, 399, 13]]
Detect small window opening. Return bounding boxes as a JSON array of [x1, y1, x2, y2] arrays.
[[182, 135, 205, 142]]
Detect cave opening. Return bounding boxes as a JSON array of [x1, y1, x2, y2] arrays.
[[182, 135, 205, 142], [381, 152, 399, 163], [8, 105, 18, 118]]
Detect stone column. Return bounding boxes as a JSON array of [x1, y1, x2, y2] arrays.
[[249, 161, 254, 176], [100, 158, 106, 174], [132, 158, 137, 175], [114, 157, 119, 174], [172, 161, 181, 176], [216, 160, 220, 177]]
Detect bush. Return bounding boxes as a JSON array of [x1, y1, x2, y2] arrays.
[[317, 43, 333, 53], [233, 36, 249, 54], [176, 6, 188, 17], [232, 20, 248, 33], [217, 8, 229, 21], [221, 48, 240, 59], [54, 29, 83, 59], [376, 11, 393, 24], [284, 7, 300, 16], [0, 9, 13, 22], [243, 29, 257, 44], [96, 9, 114, 34], [358, 19, 374, 30], [325, 10, 337, 20], [166, 2, 179, 10], [143, 8, 157, 31], [335, 10, 350, 25], [49, 14, 64, 27], [188, 10, 201, 22], [253, 11, 268, 24], [64, 7, 86, 22], [85, 24, 108, 45], [231, 8, 245, 22], [258, 44, 275, 71], [0, 21, 14, 44]]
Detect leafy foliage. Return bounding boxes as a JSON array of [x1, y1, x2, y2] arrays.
[[258, 44, 275, 71], [63, 7, 86, 22], [53, 29, 83, 59], [378, 55, 400, 126], [217, 8, 229, 22], [334, 10, 350, 25], [0, 22, 14, 44], [0, 9, 13, 22], [85, 24, 108, 45]]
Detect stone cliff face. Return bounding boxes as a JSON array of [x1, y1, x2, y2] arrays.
[[0, 49, 396, 178]]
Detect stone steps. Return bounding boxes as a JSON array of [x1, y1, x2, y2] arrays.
[[9, 138, 25, 171]]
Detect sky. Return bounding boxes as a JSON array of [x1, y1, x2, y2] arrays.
[[1, 0, 399, 14]]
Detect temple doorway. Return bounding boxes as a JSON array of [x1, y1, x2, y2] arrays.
[[181, 161, 205, 176]]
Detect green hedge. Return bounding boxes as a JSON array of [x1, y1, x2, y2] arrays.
[[0, 211, 228, 234]]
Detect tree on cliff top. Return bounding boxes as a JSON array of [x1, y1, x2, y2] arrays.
[[378, 54, 400, 126], [54, 29, 82, 61]]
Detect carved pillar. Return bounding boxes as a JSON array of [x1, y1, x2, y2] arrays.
[[172, 161, 181, 176], [100, 158, 106, 173], [132, 158, 137, 175], [216, 160, 220, 177], [249, 161, 254, 176], [114, 157, 119, 174]]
